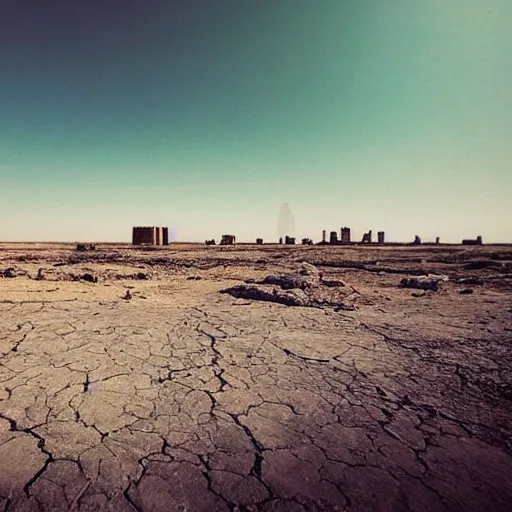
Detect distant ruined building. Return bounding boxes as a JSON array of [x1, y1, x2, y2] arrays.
[[220, 234, 236, 245], [132, 226, 169, 246], [462, 236, 483, 246], [362, 230, 372, 243]]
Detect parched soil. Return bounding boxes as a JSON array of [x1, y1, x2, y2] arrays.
[[0, 243, 511, 511]]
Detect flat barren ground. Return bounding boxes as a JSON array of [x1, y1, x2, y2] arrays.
[[1, 243, 511, 512]]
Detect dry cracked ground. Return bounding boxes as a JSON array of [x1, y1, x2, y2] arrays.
[[1, 243, 512, 511]]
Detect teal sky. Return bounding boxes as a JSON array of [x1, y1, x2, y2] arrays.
[[1, 0, 510, 243]]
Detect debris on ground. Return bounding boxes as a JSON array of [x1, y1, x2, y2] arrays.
[[0, 267, 27, 278], [460, 289, 474, 294], [334, 303, 357, 311], [123, 289, 133, 300], [458, 277, 484, 285], [260, 274, 311, 290], [220, 284, 312, 307], [233, 263, 355, 309], [299, 262, 322, 281], [73, 273, 98, 283], [321, 279, 345, 287], [400, 277, 441, 291]]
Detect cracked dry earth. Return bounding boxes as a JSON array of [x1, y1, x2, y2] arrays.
[[1, 244, 512, 511]]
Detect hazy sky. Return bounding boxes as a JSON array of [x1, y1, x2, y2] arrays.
[[1, 0, 510, 243]]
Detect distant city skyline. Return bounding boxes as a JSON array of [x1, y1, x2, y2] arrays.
[[1, 0, 511, 243]]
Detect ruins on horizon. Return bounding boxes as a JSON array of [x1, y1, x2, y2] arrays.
[[132, 226, 169, 246]]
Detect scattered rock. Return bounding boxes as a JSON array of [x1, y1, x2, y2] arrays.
[[187, 276, 202, 281], [299, 262, 322, 280], [123, 290, 133, 300], [464, 260, 495, 270], [260, 274, 310, 290], [220, 284, 312, 307], [0, 267, 26, 278], [460, 289, 474, 295], [35, 268, 45, 281], [81, 273, 98, 283], [412, 292, 427, 298], [334, 303, 357, 311], [321, 279, 345, 288], [400, 277, 440, 291], [458, 277, 484, 285]]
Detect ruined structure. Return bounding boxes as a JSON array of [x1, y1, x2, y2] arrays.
[[436, 237, 440, 244], [378, 231, 385, 244], [362, 230, 372, 243], [132, 227, 169, 246], [301, 238, 313, 245], [76, 244, 96, 251], [329, 231, 338, 244], [220, 235, 236, 245], [340, 227, 351, 243], [256, 238, 263, 245], [205, 239, 216, 245], [322, 230, 326, 244], [279, 237, 283, 245], [285, 236, 296, 245], [413, 235, 422, 245], [462, 236, 483, 246]]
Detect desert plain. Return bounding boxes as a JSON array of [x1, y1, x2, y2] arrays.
[[0, 242, 511, 512]]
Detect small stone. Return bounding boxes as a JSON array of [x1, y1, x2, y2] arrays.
[[81, 273, 97, 283], [400, 277, 439, 291]]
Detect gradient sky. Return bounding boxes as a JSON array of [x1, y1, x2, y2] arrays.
[[1, 0, 510, 243]]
